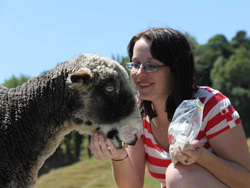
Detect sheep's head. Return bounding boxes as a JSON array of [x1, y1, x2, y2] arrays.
[[67, 54, 142, 149]]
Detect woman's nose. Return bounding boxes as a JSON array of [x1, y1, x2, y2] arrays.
[[135, 65, 146, 76]]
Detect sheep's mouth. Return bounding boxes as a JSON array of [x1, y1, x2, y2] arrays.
[[126, 136, 138, 146], [107, 129, 122, 149], [107, 129, 138, 149], [114, 137, 138, 149], [118, 135, 138, 149], [114, 136, 123, 149]]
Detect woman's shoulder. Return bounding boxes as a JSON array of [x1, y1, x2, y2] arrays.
[[194, 86, 228, 104], [195, 86, 220, 97]]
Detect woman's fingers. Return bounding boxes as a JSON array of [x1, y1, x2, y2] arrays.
[[98, 135, 114, 159], [89, 133, 126, 160], [175, 149, 189, 164], [175, 140, 203, 165], [107, 138, 126, 158], [89, 133, 98, 154]]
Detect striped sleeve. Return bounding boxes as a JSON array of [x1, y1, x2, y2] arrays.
[[196, 87, 242, 139]]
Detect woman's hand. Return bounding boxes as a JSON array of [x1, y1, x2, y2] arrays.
[[88, 133, 127, 161], [174, 140, 204, 165]]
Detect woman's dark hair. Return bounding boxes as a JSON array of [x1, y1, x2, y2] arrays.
[[127, 27, 196, 121]]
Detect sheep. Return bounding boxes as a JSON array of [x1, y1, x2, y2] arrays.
[[0, 54, 142, 188]]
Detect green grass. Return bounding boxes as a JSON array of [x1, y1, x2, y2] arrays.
[[35, 158, 115, 188], [35, 138, 250, 188], [35, 158, 159, 188]]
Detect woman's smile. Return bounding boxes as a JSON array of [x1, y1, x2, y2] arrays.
[[137, 81, 152, 88]]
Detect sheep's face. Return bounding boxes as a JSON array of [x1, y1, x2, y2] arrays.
[[68, 55, 142, 149]]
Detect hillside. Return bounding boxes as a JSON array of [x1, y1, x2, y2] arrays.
[[35, 138, 250, 188], [35, 158, 159, 188]]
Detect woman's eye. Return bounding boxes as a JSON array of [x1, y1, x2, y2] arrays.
[[133, 64, 140, 69], [148, 64, 157, 68], [105, 85, 115, 92]]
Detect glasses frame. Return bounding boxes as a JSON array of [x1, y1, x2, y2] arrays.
[[126, 62, 168, 73]]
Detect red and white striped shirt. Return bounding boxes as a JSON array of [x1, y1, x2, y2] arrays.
[[141, 86, 241, 188]]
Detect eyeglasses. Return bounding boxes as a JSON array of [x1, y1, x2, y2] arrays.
[[126, 62, 168, 73]]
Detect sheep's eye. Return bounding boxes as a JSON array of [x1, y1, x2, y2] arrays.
[[105, 85, 115, 92]]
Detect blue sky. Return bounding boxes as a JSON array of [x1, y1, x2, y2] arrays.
[[0, 0, 249, 84]]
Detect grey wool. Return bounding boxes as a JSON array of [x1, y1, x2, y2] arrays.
[[0, 54, 142, 188]]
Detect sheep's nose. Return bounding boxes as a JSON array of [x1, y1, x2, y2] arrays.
[[107, 129, 118, 139], [127, 135, 138, 146]]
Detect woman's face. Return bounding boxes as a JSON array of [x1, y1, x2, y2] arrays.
[[131, 37, 172, 103]]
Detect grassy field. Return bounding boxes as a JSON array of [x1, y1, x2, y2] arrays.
[[35, 158, 159, 188], [35, 138, 250, 188]]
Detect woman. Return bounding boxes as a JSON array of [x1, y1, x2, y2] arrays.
[[89, 28, 250, 188]]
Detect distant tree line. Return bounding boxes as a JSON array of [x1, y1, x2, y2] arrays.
[[193, 30, 250, 136], [2, 30, 250, 175]]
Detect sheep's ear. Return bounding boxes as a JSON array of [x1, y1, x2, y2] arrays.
[[69, 68, 93, 84]]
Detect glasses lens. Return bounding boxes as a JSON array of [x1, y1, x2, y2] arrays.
[[126, 62, 162, 73], [126, 63, 133, 71], [145, 63, 158, 72], [133, 63, 140, 69]]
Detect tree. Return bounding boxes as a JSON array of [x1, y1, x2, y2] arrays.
[[232, 30, 247, 42], [2, 74, 30, 88], [112, 54, 130, 68], [230, 30, 250, 50], [224, 48, 250, 90], [211, 47, 250, 136], [184, 32, 199, 52], [112, 54, 132, 82], [210, 56, 228, 93], [196, 34, 233, 86]]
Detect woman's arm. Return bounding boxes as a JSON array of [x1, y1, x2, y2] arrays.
[[112, 137, 146, 188], [89, 134, 146, 188], [198, 123, 250, 187], [179, 123, 250, 188]]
